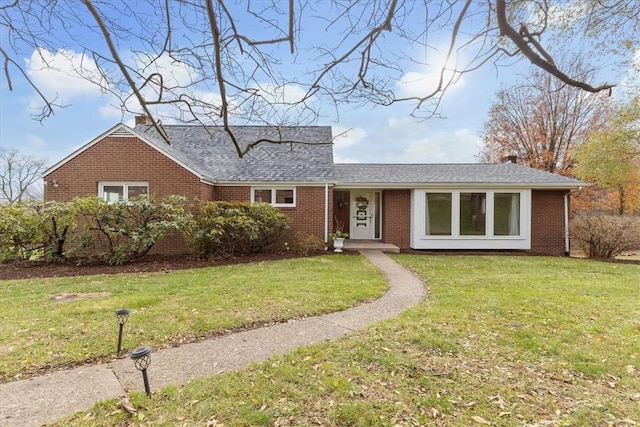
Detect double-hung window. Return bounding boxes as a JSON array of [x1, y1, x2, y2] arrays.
[[99, 182, 148, 203], [251, 187, 296, 207]]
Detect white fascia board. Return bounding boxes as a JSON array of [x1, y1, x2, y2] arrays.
[[334, 182, 585, 190], [43, 123, 129, 176], [212, 181, 334, 187]]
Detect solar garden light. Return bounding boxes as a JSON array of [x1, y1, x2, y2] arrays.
[[115, 309, 130, 357], [131, 346, 152, 397]]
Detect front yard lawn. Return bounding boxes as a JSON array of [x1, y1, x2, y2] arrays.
[[0, 255, 387, 382], [53, 255, 640, 426]]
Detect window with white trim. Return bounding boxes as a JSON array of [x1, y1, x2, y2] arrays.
[[99, 182, 148, 203], [494, 193, 520, 236], [251, 187, 296, 207], [424, 190, 523, 238], [425, 193, 452, 236]]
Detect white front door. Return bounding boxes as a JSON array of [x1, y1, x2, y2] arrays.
[[350, 191, 375, 239]]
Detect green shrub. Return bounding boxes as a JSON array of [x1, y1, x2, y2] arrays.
[[38, 200, 88, 261], [571, 213, 640, 259], [187, 201, 289, 258], [0, 203, 44, 261], [286, 232, 327, 256], [76, 195, 193, 265], [0, 201, 82, 262]]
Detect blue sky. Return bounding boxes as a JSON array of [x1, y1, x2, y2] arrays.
[[0, 2, 636, 168]]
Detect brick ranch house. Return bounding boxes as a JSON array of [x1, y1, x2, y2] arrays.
[[43, 119, 586, 256]]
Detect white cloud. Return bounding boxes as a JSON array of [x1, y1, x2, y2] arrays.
[[395, 44, 467, 99], [26, 47, 106, 102], [94, 52, 227, 123], [135, 53, 199, 96], [333, 126, 366, 149], [335, 115, 481, 164], [388, 128, 481, 163], [397, 68, 465, 98], [333, 155, 362, 163], [257, 83, 307, 105]]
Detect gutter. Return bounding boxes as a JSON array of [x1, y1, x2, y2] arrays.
[[564, 191, 570, 256], [324, 183, 329, 244], [333, 182, 585, 190]]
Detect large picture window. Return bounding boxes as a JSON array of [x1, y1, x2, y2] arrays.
[[99, 182, 148, 203], [422, 190, 523, 238], [252, 187, 296, 207]]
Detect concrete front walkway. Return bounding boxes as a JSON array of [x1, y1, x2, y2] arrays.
[[0, 250, 425, 427]]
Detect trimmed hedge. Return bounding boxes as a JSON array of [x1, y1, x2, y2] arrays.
[[186, 201, 290, 258]]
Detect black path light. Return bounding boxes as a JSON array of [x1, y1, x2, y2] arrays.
[[131, 345, 152, 397], [115, 309, 130, 356]]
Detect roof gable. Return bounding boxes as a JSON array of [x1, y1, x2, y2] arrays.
[[43, 123, 203, 178]]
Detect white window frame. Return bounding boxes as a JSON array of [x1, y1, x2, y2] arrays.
[[411, 189, 531, 250], [98, 182, 149, 203], [251, 187, 296, 207]]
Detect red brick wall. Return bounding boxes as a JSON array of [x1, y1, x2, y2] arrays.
[[530, 190, 567, 256], [214, 186, 251, 201], [382, 189, 411, 248], [215, 185, 331, 242], [44, 136, 202, 202], [200, 182, 215, 200], [286, 186, 332, 241]]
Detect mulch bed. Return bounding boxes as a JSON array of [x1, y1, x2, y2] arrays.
[[0, 252, 311, 281]]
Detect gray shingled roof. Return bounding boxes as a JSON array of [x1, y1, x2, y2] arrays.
[[334, 163, 585, 187], [129, 124, 583, 188], [134, 125, 335, 183]]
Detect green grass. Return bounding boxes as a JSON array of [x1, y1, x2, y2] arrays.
[[0, 255, 387, 382], [52, 255, 640, 426]]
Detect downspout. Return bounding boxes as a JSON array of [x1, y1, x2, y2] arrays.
[[324, 183, 329, 246], [563, 192, 570, 256]]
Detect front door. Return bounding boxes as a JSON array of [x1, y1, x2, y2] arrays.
[[350, 191, 375, 239]]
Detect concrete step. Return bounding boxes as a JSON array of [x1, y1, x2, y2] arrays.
[[342, 240, 400, 253]]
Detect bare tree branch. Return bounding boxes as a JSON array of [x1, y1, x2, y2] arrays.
[[0, 46, 61, 121], [495, 0, 614, 93], [1, 0, 636, 156], [81, 0, 170, 143], [0, 147, 48, 204]]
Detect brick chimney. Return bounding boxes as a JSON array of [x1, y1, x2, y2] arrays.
[[134, 115, 153, 126], [501, 155, 518, 164]]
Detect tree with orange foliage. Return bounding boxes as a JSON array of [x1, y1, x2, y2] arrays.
[[479, 62, 610, 175]]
